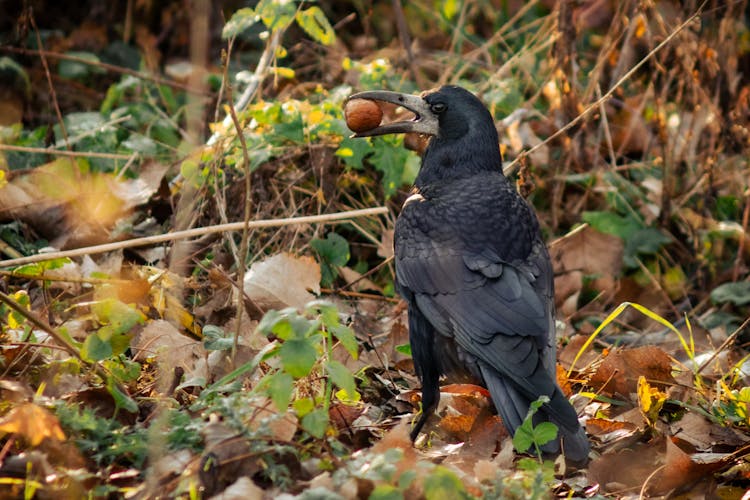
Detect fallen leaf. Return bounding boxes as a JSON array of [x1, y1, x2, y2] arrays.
[[589, 346, 675, 397], [559, 335, 600, 372], [0, 403, 66, 446], [243, 253, 321, 310], [650, 438, 727, 495], [549, 224, 623, 315]]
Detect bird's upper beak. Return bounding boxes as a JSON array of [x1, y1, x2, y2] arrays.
[[345, 90, 439, 138]]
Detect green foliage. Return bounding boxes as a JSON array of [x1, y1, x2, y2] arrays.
[[256, 301, 360, 438], [202, 324, 235, 351], [54, 403, 202, 469], [81, 299, 145, 362], [423, 466, 472, 500], [710, 282, 750, 307], [512, 396, 558, 459], [582, 210, 671, 269], [480, 458, 556, 500], [58, 51, 105, 82], [335, 128, 421, 198], [311, 232, 350, 286], [223, 1, 335, 46]]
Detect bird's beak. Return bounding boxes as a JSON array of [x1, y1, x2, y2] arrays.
[[345, 90, 439, 138]]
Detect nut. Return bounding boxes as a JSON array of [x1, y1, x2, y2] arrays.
[[344, 99, 383, 133]]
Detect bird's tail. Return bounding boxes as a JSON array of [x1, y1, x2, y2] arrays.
[[481, 368, 589, 463]]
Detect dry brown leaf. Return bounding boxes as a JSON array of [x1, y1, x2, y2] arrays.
[[207, 476, 263, 500], [132, 319, 201, 378], [650, 438, 728, 495], [243, 253, 321, 310], [559, 334, 600, 372], [588, 442, 661, 494], [589, 346, 675, 397], [0, 403, 65, 446], [549, 224, 623, 315], [585, 417, 639, 438]]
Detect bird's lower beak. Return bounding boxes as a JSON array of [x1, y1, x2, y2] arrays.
[[345, 90, 439, 138]]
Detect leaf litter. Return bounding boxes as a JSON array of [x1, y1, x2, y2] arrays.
[[1, 1, 750, 498]]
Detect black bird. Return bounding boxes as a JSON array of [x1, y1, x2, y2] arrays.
[[347, 85, 589, 462]]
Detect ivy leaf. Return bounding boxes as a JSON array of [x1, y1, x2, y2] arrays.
[[202, 325, 233, 351], [581, 211, 640, 239], [335, 136, 373, 169], [311, 232, 350, 287], [369, 136, 419, 197], [711, 282, 750, 306], [81, 332, 112, 362], [622, 228, 671, 267]]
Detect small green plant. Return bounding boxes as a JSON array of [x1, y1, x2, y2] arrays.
[[512, 395, 558, 460], [256, 301, 359, 438]]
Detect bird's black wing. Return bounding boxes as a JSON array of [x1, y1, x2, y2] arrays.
[[395, 172, 587, 458]]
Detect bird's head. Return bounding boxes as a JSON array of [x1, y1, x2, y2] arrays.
[[346, 85, 502, 182]]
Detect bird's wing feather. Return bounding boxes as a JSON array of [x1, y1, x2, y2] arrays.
[[394, 173, 557, 396]]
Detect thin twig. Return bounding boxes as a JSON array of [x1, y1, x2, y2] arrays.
[[596, 83, 617, 169], [504, 0, 708, 176], [224, 46, 254, 360], [0, 143, 134, 161], [0, 207, 389, 268], [0, 291, 80, 359], [696, 315, 750, 375], [29, 12, 70, 150]]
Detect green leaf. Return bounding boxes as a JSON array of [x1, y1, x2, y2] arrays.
[[369, 485, 404, 500], [293, 396, 314, 417], [622, 228, 671, 267], [222, 7, 259, 39], [369, 136, 418, 197], [81, 333, 112, 362], [513, 395, 557, 455], [440, 0, 460, 20], [266, 371, 294, 411], [106, 376, 138, 413], [512, 421, 534, 454], [581, 211, 641, 239], [335, 136, 373, 168], [274, 112, 305, 143], [395, 344, 412, 356], [279, 338, 318, 378], [311, 232, 350, 287], [423, 466, 470, 500], [92, 299, 144, 334], [257, 0, 296, 30], [326, 360, 357, 399], [301, 408, 329, 438], [202, 325, 234, 351], [330, 324, 358, 358], [295, 6, 336, 45], [531, 421, 558, 447], [58, 51, 103, 81], [711, 282, 750, 306]]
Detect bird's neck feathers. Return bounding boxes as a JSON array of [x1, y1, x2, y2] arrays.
[[415, 124, 503, 187]]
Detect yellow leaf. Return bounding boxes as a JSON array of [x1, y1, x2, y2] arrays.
[[637, 376, 666, 424], [307, 109, 326, 126], [0, 403, 66, 446]]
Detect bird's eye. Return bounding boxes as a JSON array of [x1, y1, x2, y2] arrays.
[[430, 102, 446, 114]]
